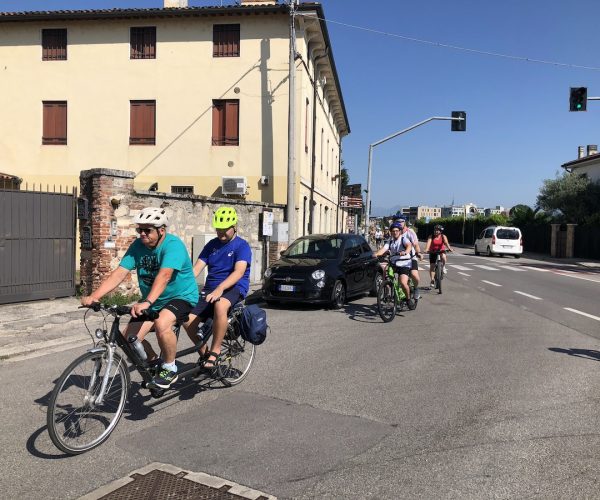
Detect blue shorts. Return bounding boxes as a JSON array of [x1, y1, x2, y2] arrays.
[[191, 287, 243, 320]]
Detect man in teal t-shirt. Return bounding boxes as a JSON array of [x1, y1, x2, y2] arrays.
[[81, 207, 199, 390]]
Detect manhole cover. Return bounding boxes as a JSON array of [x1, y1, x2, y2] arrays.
[[79, 463, 275, 500]]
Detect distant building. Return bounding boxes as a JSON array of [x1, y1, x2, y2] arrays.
[[561, 145, 600, 182], [441, 205, 465, 218], [484, 205, 505, 217], [407, 206, 441, 223]]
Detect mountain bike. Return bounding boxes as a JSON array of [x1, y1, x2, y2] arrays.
[[376, 257, 418, 323], [47, 302, 255, 455]]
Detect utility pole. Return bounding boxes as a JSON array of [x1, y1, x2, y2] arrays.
[[286, 0, 298, 244]]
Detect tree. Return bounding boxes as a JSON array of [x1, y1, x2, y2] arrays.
[[536, 172, 600, 223], [339, 167, 349, 192]]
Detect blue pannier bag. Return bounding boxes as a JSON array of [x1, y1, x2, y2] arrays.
[[239, 304, 268, 345]]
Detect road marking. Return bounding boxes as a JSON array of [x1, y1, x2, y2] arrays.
[[522, 266, 549, 272], [482, 280, 502, 287], [473, 265, 500, 271], [457, 271, 471, 277], [514, 291, 542, 300], [552, 271, 600, 284], [564, 307, 600, 322], [500, 266, 526, 272], [449, 264, 473, 271]]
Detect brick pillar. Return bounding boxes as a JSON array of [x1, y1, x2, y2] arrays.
[[566, 223, 577, 258], [79, 169, 136, 295]]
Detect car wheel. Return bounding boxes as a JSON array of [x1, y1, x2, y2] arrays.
[[514, 254, 521, 259], [474, 245, 480, 256], [331, 280, 346, 309], [486, 246, 493, 257], [370, 272, 383, 297]]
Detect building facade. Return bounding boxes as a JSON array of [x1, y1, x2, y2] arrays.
[[0, 0, 349, 238]]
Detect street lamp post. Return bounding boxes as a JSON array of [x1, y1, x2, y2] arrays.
[[364, 114, 465, 230]]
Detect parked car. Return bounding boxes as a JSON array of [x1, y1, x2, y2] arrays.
[[474, 226, 523, 257], [262, 233, 382, 308]]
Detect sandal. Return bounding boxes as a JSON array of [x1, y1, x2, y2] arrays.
[[201, 351, 221, 372]]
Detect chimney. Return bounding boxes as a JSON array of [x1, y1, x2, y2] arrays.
[[578, 146, 585, 158], [587, 144, 598, 156], [240, 0, 278, 5], [164, 0, 188, 7]]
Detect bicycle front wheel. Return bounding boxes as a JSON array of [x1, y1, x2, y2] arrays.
[[435, 263, 443, 294], [377, 279, 397, 322], [218, 333, 256, 386], [47, 350, 130, 455]]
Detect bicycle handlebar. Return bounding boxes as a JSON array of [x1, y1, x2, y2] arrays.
[[79, 303, 159, 320]]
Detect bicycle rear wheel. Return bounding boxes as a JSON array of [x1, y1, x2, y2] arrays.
[[217, 327, 256, 386], [377, 279, 397, 322], [47, 350, 130, 455]]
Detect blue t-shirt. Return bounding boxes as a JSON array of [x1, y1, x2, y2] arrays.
[[199, 235, 252, 297], [120, 233, 199, 310]]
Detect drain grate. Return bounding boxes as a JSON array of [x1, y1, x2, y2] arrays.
[[80, 463, 275, 500]]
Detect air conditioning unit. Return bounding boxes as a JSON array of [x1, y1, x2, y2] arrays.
[[222, 176, 247, 195]]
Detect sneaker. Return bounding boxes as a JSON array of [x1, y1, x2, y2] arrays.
[[430, 280, 435, 288], [413, 288, 421, 300], [150, 368, 178, 389], [443, 267, 447, 275]]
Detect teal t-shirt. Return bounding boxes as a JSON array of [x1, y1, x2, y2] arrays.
[[120, 233, 199, 310]]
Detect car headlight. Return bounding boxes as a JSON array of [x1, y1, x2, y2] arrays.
[[264, 268, 273, 279], [311, 269, 326, 280]]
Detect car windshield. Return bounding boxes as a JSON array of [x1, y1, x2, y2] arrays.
[[497, 229, 520, 240], [282, 237, 342, 259]]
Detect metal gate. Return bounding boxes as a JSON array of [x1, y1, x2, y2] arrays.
[[0, 188, 76, 305]]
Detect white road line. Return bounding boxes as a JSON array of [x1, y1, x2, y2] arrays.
[[457, 271, 471, 277], [553, 272, 600, 284], [522, 266, 549, 272], [482, 280, 502, 287], [500, 266, 526, 272], [473, 265, 500, 271], [514, 291, 542, 300], [449, 264, 473, 271], [564, 307, 600, 322]]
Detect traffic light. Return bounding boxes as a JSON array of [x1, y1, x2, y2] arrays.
[[569, 87, 587, 112], [451, 111, 466, 132]]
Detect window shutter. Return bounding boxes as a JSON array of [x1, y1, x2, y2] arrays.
[[42, 29, 67, 61], [212, 101, 224, 145], [130, 101, 155, 144], [225, 100, 239, 145], [43, 101, 67, 145]]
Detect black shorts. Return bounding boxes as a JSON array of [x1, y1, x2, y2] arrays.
[[411, 259, 419, 271], [429, 252, 445, 265], [394, 266, 411, 277], [128, 299, 193, 324], [191, 287, 243, 320]]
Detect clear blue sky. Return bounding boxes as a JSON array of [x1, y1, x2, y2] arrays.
[[4, 0, 599, 214]]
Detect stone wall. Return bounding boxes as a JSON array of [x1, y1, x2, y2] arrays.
[[79, 168, 286, 296]]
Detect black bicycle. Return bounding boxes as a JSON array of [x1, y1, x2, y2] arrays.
[[429, 251, 447, 294], [47, 302, 255, 455]]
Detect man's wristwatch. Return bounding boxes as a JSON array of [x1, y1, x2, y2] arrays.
[[140, 299, 154, 306]]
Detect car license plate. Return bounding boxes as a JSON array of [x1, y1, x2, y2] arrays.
[[279, 284, 295, 292]]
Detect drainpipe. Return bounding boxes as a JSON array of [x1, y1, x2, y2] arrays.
[[308, 47, 329, 235], [336, 142, 342, 231]]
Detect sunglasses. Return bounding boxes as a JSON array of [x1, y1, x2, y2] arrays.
[[136, 227, 156, 235]]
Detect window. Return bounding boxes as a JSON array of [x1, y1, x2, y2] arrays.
[[130, 100, 156, 145], [130, 27, 156, 59], [171, 186, 194, 195], [213, 24, 240, 57], [42, 29, 67, 61], [42, 101, 67, 145], [212, 99, 239, 146]]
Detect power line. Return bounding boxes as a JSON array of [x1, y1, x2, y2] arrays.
[[316, 16, 600, 71]]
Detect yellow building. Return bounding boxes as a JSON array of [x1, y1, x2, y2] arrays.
[[0, 0, 349, 238]]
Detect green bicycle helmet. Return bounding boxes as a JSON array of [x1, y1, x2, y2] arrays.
[[212, 206, 238, 229]]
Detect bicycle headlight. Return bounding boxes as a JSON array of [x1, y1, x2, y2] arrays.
[[264, 268, 273, 279], [311, 269, 326, 280], [95, 328, 104, 339]]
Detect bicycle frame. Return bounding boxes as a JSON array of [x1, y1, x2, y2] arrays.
[[383, 261, 414, 302]]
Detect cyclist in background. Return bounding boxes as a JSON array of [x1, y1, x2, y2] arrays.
[[81, 207, 199, 389], [184, 206, 251, 373], [374, 221, 414, 306], [424, 224, 453, 287], [394, 215, 423, 300], [374, 227, 383, 249]]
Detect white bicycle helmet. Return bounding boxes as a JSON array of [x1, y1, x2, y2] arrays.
[[132, 207, 169, 227]]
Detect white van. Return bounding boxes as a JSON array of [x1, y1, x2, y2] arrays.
[[474, 226, 523, 258]]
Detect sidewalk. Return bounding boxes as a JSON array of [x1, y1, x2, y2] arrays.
[[0, 282, 265, 362]]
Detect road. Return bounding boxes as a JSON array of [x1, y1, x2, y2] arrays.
[[2, 252, 600, 499]]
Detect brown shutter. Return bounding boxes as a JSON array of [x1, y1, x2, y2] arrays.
[[131, 27, 156, 59], [42, 29, 67, 61], [130, 101, 155, 144], [212, 101, 224, 145], [213, 25, 240, 57], [225, 100, 239, 145], [43, 101, 67, 145]]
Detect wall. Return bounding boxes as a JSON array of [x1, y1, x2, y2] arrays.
[[79, 168, 285, 296]]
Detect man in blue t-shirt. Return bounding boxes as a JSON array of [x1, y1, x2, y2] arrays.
[[81, 207, 199, 390], [184, 206, 252, 371]]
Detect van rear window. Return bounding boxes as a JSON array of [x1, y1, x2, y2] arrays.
[[497, 229, 520, 240]]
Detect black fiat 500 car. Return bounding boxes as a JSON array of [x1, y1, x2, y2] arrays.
[[262, 233, 382, 308]]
